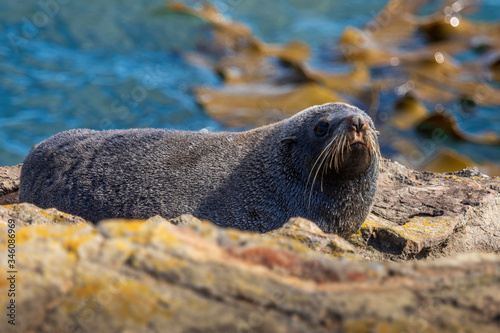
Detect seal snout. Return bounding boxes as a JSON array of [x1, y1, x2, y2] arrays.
[[347, 115, 369, 147], [350, 116, 368, 133]]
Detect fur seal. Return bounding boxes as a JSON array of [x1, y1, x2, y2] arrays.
[[19, 103, 380, 237]]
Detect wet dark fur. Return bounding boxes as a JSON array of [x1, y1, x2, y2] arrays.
[[19, 103, 379, 237]]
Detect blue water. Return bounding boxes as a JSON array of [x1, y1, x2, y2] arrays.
[[1, 0, 499, 166]]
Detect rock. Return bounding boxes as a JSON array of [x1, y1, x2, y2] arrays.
[[268, 217, 358, 257], [0, 210, 499, 333], [0, 164, 21, 204], [350, 159, 500, 260], [0, 203, 88, 226], [0, 164, 21, 196], [0, 192, 18, 205]]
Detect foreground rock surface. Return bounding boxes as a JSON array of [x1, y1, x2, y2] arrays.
[[1, 213, 499, 333], [0, 159, 499, 332]]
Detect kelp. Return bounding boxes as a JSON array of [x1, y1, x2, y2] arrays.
[[393, 94, 500, 144], [196, 83, 343, 128], [417, 113, 500, 145], [163, 0, 500, 175], [392, 94, 430, 130], [419, 148, 476, 173]]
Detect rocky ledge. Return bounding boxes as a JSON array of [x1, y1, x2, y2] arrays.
[[0, 160, 499, 332]]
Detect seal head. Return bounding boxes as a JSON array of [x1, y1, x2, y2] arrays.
[[273, 103, 380, 236]]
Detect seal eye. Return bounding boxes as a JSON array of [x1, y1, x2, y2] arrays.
[[314, 122, 329, 137]]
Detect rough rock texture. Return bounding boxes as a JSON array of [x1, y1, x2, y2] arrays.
[[0, 203, 88, 226], [351, 159, 500, 260], [1, 214, 499, 333], [268, 217, 358, 257], [0, 164, 21, 205], [0, 160, 499, 332]]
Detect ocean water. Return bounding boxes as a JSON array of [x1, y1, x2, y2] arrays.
[[1, 0, 499, 166]]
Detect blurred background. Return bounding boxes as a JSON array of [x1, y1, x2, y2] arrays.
[[1, 0, 499, 175]]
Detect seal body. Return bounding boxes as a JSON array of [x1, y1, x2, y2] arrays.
[[19, 103, 379, 237]]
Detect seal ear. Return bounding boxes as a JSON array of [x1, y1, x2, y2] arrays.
[[280, 137, 297, 153]]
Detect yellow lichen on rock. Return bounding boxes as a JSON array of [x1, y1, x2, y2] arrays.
[[395, 217, 453, 242], [65, 267, 172, 326]]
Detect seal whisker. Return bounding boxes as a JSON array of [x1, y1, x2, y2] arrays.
[[332, 134, 347, 173], [320, 140, 336, 191], [328, 134, 340, 168], [364, 128, 381, 183], [307, 137, 336, 205], [334, 136, 341, 172], [328, 136, 336, 169], [306, 133, 338, 188], [329, 136, 337, 170], [321, 134, 339, 191], [335, 135, 346, 172], [306, 150, 327, 199], [320, 145, 329, 192], [305, 138, 334, 194], [318, 142, 336, 188]]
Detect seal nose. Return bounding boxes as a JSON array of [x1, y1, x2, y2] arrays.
[[350, 117, 368, 133]]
